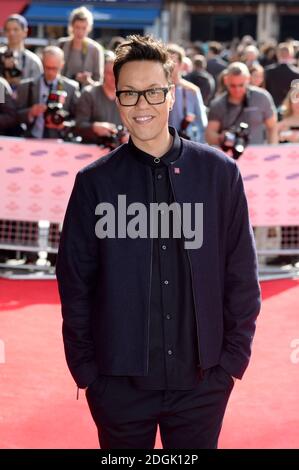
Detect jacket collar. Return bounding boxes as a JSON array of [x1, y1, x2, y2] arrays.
[[128, 127, 182, 168]]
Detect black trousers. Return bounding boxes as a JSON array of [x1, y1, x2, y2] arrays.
[[85, 365, 234, 449]]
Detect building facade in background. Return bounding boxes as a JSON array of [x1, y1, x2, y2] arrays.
[[1, 1, 299, 46]]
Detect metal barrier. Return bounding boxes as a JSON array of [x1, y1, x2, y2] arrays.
[[255, 226, 299, 280], [0, 219, 298, 280], [0, 219, 60, 279]]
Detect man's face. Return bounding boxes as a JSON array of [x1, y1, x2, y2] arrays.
[[116, 60, 174, 148], [225, 74, 249, 102], [43, 54, 63, 82], [72, 20, 89, 41], [4, 20, 27, 47]]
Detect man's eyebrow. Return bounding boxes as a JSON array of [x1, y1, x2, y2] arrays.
[[119, 84, 166, 90]]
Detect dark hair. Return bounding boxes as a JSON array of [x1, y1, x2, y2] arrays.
[[208, 41, 223, 55], [113, 34, 174, 87]]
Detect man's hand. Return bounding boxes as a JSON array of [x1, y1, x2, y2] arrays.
[[76, 71, 94, 86], [28, 103, 47, 120], [92, 122, 118, 137]]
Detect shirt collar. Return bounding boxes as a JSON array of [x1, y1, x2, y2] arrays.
[[128, 127, 182, 168]]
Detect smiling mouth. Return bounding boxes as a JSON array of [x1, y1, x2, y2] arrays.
[[133, 116, 154, 124]]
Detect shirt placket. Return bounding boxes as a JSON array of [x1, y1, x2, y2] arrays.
[[154, 164, 176, 388]]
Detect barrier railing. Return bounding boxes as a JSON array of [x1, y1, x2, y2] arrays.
[[0, 138, 298, 279]]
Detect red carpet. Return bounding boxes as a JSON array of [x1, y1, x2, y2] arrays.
[[0, 278, 298, 448]]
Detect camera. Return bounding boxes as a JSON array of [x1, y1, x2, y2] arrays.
[[178, 113, 195, 140], [44, 90, 69, 126], [0, 50, 22, 78], [221, 122, 249, 160], [97, 125, 126, 150]]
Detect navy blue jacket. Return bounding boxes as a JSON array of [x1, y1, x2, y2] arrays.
[[56, 135, 261, 388]]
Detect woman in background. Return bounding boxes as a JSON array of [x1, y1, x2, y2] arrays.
[[249, 64, 265, 88], [58, 6, 104, 88]]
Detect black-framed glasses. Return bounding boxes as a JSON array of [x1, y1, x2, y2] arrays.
[[116, 87, 171, 106]]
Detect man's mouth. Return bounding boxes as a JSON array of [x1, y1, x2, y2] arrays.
[[133, 116, 154, 124]]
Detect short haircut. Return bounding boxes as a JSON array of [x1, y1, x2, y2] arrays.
[[226, 62, 250, 78], [43, 45, 64, 62], [193, 54, 207, 70], [167, 43, 185, 64], [113, 35, 174, 87], [68, 6, 93, 33], [277, 42, 294, 58], [4, 14, 28, 31], [208, 41, 223, 55]]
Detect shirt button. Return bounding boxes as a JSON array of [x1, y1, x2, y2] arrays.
[[165, 314, 171, 320], [157, 173, 162, 180], [161, 244, 167, 250], [164, 280, 169, 285], [167, 349, 173, 356]]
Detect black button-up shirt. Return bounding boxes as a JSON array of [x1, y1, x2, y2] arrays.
[[128, 128, 202, 390]]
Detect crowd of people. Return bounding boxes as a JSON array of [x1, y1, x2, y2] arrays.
[[0, 6, 299, 267], [1, 6, 299, 148]]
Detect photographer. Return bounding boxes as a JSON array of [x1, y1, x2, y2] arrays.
[[16, 46, 80, 139], [0, 77, 18, 135], [75, 50, 125, 146], [0, 15, 43, 92], [206, 62, 277, 155]]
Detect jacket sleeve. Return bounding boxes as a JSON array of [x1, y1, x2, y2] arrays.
[[0, 83, 17, 131], [75, 89, 95, 140], [67, 82, 80, 119], [16, 81, 32, 125], [220, 162, 261, 379], [91, 42, 104, 84], [56, 171, 100, 388]]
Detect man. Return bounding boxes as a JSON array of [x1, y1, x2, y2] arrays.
[[185, 54, 215, 105], [0, 77, 18, 135], [265, 42, 299, 107], [206, 41, 227, 82], [75, 50, 123, 144], [56, 35, 261, 449], [206, 62, 277, 148], [0, 14, 43, 92], [16, 46, 79, 139], [167, 43, 207, 143]]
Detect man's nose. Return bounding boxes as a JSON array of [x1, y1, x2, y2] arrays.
[[136, 93, 148, 107]]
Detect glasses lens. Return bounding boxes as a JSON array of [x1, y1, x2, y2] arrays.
[[145, 88, 166, 104], [119, 91, 139, 106], [118, 88, 168, 106]]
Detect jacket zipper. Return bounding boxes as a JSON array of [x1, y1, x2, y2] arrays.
[[168, 165, 202, 369], [145, 167, 154, 374]]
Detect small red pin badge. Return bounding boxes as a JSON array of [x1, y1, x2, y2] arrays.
[[174, 167, 180, 174]]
